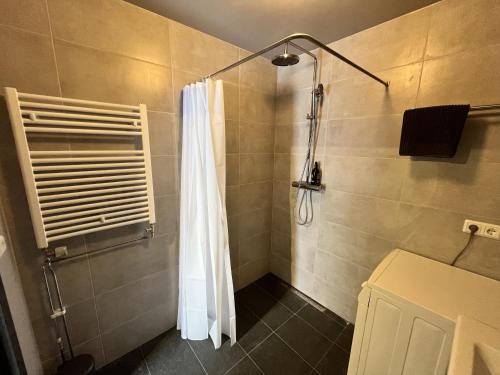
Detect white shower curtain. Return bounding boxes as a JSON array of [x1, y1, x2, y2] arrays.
[[177, 79, 236, 349]]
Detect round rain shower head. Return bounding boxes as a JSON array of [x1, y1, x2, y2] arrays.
[[272, 43, 300, 66]]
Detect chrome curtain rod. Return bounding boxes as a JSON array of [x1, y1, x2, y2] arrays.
[[205, 32, 390, 87], [469, 104, 500, 111]]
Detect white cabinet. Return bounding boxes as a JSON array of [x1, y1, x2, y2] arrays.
[[348, 250, 500, 375]]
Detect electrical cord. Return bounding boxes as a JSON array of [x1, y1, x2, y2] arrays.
[[451, 224, 479, 266]]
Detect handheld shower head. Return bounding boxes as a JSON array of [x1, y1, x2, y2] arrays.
[[272, 43, 300, 66]]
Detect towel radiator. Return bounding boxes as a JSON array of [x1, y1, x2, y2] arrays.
[[4, 88, 156, 249]]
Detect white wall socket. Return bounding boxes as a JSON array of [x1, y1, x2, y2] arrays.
[[463, 219, 500, 240]]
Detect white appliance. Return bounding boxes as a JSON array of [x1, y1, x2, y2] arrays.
[[348, 249, 500, 375]]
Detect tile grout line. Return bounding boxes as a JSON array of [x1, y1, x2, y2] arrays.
[[138, 346, 152, 375], [186, 340, 209, 375]]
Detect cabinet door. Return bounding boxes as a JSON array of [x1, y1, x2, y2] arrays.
[[357, 290, 454, 375]]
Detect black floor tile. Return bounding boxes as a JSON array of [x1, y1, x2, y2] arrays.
[[256, 274, 307, 312], [315, 344, 349, 375], [335, 324, 354, 352], [226, 357, 262, 375], [276, 316, 332, 367], [298, 304, 345, 342], [141, 328, 205, 375], [236, 284, 292, 330], [189, 335, 245, 375], [236, 304, 272, 352], [97, 349, 148, 375], [250, 334, 312, 375], [325, 310, 347, 327]]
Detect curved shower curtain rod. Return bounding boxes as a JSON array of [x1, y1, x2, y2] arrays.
[[205, 32, 390, 87]]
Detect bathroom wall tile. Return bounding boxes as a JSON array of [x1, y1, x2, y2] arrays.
[[151, 155, 178, 196], [426, 0, 500, 59], [239, 51, 277, 94], [84, 223, 148, 252], [272, 180, 291, 211], [170, 20, 239, 83], [66, 298, 100, 345], [271, 231, 292, 261], [320, 190, 400, 240], [239, 182, 273, 214], [455, 235, 500, 280], [101, 300, 176, 363], [226, 120, 239, 154], [238, 208, 272, 240], [274, 126, 292, 153], [312, 278, 357, 323], [325, 115, 403, 158], [275, 88, 311, 125], [395, 203, 490, 263], [289, 237, 316, 273], [239, 258, 269, 289], [456, 114, 500, 163], [0, 26, 59, 95], [274, 154, 291, 182], [226, 185, 239, 217], [328, 6, 432, 81], [56, 256, 94, 306], [272, 206, 292, 236], [277, 56, 318, 93], [239, 231, 271, 265], [96, 268, 176, 333], [240, 87, 275, 125], [328, 63, 421, 119], [270, 254, 292, 285], [224, 82, 240, 122], [74, 337, 105, 369], [90, 234, 177, 294], [55, 40, 173, 112], [48, 0, 171, 66], [318, 221, 394, 270], [323, 156, 408, 200], [240, 154, 273, 184], [240, 122, 274, 153], [226, 154, 239, 186], [148, 112, 177, 156], [154, 194, 178, 236], [32, 315, 65, 360], [0, 0, 50, 35], [227, 215, 239, 266], [417, 44, 500, 107], [400, 160, 500, 220], [314, 250, 371, 297]]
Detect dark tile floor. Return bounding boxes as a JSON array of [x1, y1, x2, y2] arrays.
[[98, 273, 353, 375]]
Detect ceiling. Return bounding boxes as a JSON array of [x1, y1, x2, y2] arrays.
[[126, 0, 438, 57]]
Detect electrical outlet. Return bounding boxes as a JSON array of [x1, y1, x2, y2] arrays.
[[463, 219, 500, 240]]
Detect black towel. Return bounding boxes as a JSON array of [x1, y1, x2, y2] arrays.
[[399, 105, 470, 157]]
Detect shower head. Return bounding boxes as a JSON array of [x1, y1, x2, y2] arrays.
[[272, 43, 300, 66]]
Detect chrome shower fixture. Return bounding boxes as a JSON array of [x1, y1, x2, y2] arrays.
[[272, 43, 300, 66]]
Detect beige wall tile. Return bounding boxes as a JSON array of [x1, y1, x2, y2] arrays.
[[318, 221, 394, 270], [239, 51, 277, 94], [320, 190, 400, 240], [101, 300, 176, 362], [172, 69, 200, 115], [148, 112, 177, 156], [66, 298, 100, 346], [154, 194, 178, 236], [329, 6, 432, 81], [312, 278, 357, 322], [89, 234, 177, 294], [226, 154, 239, 186], [238, 208, 272, 240], [274, 154, 291, 182], [239, 182, 273, 214], [275, 88, 311, 125], [152, 155, 178, 196], [240, 122, 274, 153], [240, 87, 275, 125], [239, 258, 269, 289], [272, 180, 291, 211], [270, 254, 292, 284], [274, 126, 292, 153], [277, 56, 318, 93], [240, 231, 271, 265], [96, 269, 176, 333], [48, 0, 171, 66], [289, 237, 316, 273], [240, 154, 273, 184], [323, 156, 408, 200], [226, 185, 239, 217], [328, 63, 421, 119], [457, 114, 500, 163], [0, 0, 50, 35], [426, 0, 500, 59], [226, 120, 239, 154], [272, 206, 292, 236], [55, 40, 173, 112], [325, 115, 403, 158], [224, 82, 240, 121], [84, 223, 148, 252], [271, 231, 292, 261], [401, 160, 500, 220], [417, 44, 500, 107], [0, 26, 59, 95], [56, 256, 94, 306]]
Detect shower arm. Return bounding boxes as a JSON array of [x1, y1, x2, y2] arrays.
[[204, 33, 389, 87]]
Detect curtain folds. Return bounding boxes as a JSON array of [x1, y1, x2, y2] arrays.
[[177, 79, 236, 349]]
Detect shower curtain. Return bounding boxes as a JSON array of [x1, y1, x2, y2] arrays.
[[177, 79, 236, 349]]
